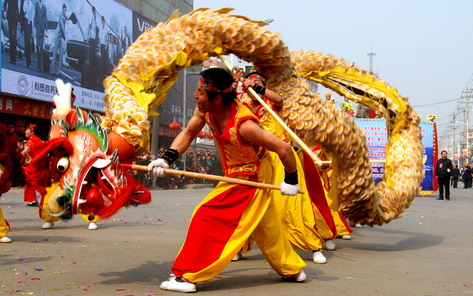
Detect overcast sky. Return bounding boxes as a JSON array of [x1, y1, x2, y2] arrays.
[[194, 0, 473, 138]]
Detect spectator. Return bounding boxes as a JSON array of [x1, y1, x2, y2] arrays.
[[435, 150, 453, 200]]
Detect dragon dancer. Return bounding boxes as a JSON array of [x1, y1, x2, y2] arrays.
[[0, 123, 12, 243], [233, 70, 336, 263], [149, 68, 306, 293]]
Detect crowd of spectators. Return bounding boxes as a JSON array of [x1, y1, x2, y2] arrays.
[[133, 148, 222, 189]]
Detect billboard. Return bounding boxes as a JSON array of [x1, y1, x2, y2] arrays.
[[1, 0, 132, 111], [353, 118, 437, 191]]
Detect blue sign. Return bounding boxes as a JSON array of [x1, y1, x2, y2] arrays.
[[353, 119, 435, 190]]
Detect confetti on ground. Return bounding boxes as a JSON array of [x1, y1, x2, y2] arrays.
[[71, 260, 77, 264], [47, 288, 60, 291], [30, 278, 41, 280], [34, 268, 43, 271]]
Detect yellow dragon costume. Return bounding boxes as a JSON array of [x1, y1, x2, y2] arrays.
[[26, 8, 422, 228], [101, 8, 423, 226]]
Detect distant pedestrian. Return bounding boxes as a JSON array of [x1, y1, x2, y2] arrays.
[[462, 166, 471, 189], [436, 150, 453, 200], [451, 165, 460, 188]]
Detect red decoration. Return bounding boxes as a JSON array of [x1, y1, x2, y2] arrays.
[[206, 132, 213, 139], [198, 131, 206, 138], [168, 122, 181, 130]]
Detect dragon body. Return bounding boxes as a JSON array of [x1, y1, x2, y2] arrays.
[[25, 8, 422, 225]]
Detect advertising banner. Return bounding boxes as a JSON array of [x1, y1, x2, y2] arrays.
[[353, 119, 437, 192], [0, 94, 54, 119], [353, 119, 388, 182], [1, 0, 132, 111], [420, 122, 435, 191]]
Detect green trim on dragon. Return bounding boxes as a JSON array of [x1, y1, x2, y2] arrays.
[[74, 108, 109, 152]]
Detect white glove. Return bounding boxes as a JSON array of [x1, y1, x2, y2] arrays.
[[280, 181, 298, 196], [147, 158, 169, 177]]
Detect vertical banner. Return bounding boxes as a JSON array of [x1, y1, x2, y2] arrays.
[[419, 122, 436, 191], [353, 118, 437, 193], [1, 0, 132, 111], [353, 119, 388, 183]]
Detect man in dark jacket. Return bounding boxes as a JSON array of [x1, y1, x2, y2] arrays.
[[451, 165, 460, 188], [462, 166, 471, 189], [436, 150, 453, 200]]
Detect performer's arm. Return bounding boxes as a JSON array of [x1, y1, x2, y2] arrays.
[[239, 120, 296, 173], [149, 108, 205, 177], [169, 107, 206, 156], [242, 79, 283, 108]]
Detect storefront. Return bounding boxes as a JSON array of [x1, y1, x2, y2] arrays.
[[0, 95, 53, 141]]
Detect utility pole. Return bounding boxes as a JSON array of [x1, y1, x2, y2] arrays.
[[460, 87, 473, 165], [452, 113, 457, 165], [182, 67, 201, 171]]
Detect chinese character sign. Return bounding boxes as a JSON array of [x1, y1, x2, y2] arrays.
[[419, 122, 436, 191], [354, 119, 436, 191], [353, 119, 388, 183]]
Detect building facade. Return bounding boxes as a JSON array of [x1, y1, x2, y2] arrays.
[[0, 0, 195, 153]]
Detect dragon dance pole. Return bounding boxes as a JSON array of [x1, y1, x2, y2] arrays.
[[122, 164, 305, 194], [218, 56, 329, 165]]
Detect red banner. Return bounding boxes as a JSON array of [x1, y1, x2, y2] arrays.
[[0, 96, 53, 120]]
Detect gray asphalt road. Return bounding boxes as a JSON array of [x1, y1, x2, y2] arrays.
[[1, 187, 472, 296]]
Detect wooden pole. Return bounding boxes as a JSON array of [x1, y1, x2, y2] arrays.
[[218, 56, 328, 165], [122, 164, 305, 194]]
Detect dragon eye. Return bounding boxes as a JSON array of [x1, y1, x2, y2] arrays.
[[57, 157, 70, 173]]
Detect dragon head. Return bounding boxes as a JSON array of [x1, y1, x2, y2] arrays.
[[27, 80, 150, 221]]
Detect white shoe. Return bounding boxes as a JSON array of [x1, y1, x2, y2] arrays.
[[160, 274, 196, 293], [232, 252, 245, 261], [0, 236, 12, 243], [42, 222, 54, 229], [341, 234, 352, 240], [285, 270, 306, 282], [355, 223, 362, 228], [88, 222, 98, 230], [325, 239, 336, 251], [312, 250, 327, 264]]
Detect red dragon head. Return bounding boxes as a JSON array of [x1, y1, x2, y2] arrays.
[[26, 80, 150, 221]]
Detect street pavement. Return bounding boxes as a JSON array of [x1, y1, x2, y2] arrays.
[[1, 186, 472, 296]]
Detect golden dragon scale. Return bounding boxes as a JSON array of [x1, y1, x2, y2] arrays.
[[102, 8, 423, 226]]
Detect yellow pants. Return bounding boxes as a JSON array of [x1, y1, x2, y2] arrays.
[[0, 206, 10, 237], [271, 151, 333, 251], [171, 154, 306, 283]]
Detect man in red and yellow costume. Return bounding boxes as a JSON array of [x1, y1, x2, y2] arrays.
[[149, 68, 306, 293], [235, 70, 336, 264]]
